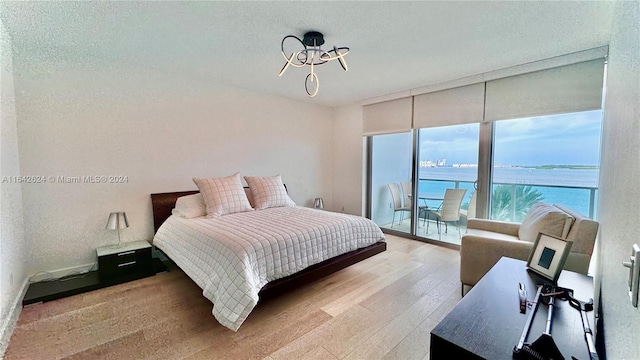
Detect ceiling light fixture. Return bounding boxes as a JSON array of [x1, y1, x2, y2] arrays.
[[278, 31, 349, 97]]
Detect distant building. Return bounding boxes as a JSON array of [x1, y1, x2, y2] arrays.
[[420, 159, 448, 168]]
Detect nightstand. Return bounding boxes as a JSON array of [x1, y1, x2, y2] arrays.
[[97, 240, 154, 283], [23, 241, 167, 306]]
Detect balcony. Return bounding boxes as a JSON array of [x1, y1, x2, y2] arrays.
[[380, 178, 598, 246]]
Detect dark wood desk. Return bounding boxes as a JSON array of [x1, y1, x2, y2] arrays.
[[430, 257, 594, 360]]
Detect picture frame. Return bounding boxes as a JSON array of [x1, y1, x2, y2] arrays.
[[526, 232, 573, 282]]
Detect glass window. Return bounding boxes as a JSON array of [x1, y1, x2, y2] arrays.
[[490, 110, 602, 222]]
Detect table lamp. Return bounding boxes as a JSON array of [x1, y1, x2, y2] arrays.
[[313, 198, 324, 209], [106, 212, 129, 246]]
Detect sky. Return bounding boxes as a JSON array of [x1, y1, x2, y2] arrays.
[[419, 110, 603, 166]]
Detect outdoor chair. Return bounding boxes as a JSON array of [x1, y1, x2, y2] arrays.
[[400, 181, 412, 208], [388, 183, 411, 227], [459, 190, 477, 222], [424, 188, 467, 239]]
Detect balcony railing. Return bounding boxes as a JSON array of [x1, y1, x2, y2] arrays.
[[419, 178, 598, 222]]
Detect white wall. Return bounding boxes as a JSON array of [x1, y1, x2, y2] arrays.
[[0, 19, 27, 355], [332, 105, 364, 215], [332, 105, 415, 225], [597, 0, 640, 357], [13, 65, 335, 278]]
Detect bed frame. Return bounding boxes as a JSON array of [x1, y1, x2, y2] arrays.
[[150, 190, 386, 302]]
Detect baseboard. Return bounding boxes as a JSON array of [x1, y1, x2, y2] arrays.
[[29, 262, 97, 283], [0, 278, 29, 359]]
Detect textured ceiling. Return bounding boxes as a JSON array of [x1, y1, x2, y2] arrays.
[[1, 1, 614, 107]]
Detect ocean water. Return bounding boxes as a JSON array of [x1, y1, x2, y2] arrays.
[[418, 167, 599, 218]]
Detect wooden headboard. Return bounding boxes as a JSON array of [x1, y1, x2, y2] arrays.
[[150, 185, 287, 233], [151, 190, 199, 233]]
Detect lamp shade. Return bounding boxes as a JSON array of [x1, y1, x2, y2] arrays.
[[313, 198, 324, 209], [106, 212, 129, 230]]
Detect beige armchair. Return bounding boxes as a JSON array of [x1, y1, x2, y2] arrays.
[[460, 203, 599, 294]]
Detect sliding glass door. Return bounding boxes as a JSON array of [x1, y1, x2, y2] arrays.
[[367, 124, 480, 245], [369, 132, 414, 234], [416, 124, 479, 245]]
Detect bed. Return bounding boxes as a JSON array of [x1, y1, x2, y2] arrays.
[[151, 189, 386, 331]]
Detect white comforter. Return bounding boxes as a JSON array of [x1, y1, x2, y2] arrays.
[[153, 206, 385, 331]]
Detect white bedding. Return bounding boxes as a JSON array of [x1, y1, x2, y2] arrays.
[[153, 206, 385, 331]]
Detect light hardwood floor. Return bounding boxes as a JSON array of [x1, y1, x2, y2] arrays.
[[5, 235, 462, 360]]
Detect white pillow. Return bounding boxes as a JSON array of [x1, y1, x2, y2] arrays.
[[171, 193, 207, 219], [244, 174, 296, 210], [243, 187, 255, 208], [193, 173, 253, 217], [518, 202, 574, 242]]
